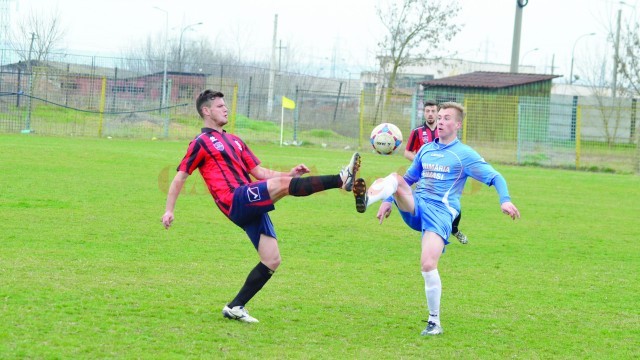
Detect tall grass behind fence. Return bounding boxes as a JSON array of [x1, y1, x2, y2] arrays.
[[0, 49, 638, 173]]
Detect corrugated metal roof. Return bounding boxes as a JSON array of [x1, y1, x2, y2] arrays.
[[421, 71, 561, 89]]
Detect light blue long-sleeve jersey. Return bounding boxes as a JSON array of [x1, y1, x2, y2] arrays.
[[399, 138, 511, 214]]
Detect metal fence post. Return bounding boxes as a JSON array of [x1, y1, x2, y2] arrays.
[[630, 98, 636, 144], [15, 68, 21, 107], [163, 79, 172, 138], [570, 95, 578, 142], [333, 82, 342, 123], [293, 86, 299, 144]]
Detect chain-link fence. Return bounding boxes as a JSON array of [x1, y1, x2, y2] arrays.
[[1, 49, 638, 174]]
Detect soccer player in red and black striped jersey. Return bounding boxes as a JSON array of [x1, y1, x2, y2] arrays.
[[404, 100, 468, 244], [161, 90, 361, 323]]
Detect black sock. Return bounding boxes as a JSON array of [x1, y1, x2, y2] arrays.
[[288, 175, 341, 196], [452, 212, 462, 233], [228, 262, 274, 308]]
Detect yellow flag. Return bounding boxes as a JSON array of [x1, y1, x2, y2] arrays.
[[282, 96, 296, 110]]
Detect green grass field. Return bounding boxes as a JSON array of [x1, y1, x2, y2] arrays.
[[1, 134, 638, 359]]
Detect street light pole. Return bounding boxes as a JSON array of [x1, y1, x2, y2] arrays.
[[153, 6, 169, 137], [569, 32, 596, 85], [178, 22, 202, 72]]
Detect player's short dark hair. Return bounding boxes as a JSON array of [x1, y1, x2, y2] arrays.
[[424, 99, 438, 108], [196, 90, 224, 118]]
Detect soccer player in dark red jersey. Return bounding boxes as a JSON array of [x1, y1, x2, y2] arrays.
[[404, 100, 440, 162], [161, 89, 361, 323], [405, 100, 468, 244]]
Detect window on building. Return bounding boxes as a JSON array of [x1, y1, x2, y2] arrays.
[[61, 81, 78, 90], [178, 84, 197, 100], [363, 82, 376, 92], [111, 84, 145, 94]]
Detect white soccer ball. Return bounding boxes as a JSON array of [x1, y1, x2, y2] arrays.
[[370, 123, 403, 155]]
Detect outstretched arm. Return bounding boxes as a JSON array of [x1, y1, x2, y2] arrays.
[[490, 174, 520, 220], [250, 164, 310, 180], [288, 164, 311, 177], [162, 171, 189, 229]]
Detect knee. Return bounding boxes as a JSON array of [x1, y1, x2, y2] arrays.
[[268, 177, 291, 200], [262, 254, 282, 271], [390, 172, 411, 190], [421, 258, 438, 272]]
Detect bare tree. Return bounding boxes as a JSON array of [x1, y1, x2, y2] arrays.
[[617, 18, 640, 98], [11, 8, 66, 63], [581, 53, 625, 147], [376, 0, 461, 100], [121, 32, 240, 74], [228, 24, 256, 63], [605, 7, 639, 149], [180, 36, 236, 72], [119, 33, 166, 74], [273, 38, 323, 75]]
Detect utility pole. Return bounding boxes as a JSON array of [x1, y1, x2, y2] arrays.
[[267, 14, 278, 118], [22, 32, 36, 134], [153, 6, 169, 137], [277, 40, 287, 73], [612, 8, 621, 99], [510, 0, 529, 73]]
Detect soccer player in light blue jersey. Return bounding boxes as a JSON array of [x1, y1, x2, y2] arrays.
[[353, 101, 520, 336], [405, 99, 468, 244]]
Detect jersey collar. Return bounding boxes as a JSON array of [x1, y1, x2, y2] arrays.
[[201, 127, 226, 133], [434, 137, 459, 148]]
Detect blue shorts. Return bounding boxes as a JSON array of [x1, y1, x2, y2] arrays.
[[397, 194, 456, 246], [228, 181, 276, 249]]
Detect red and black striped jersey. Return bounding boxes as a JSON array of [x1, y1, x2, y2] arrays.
[[405, 124, 438, 152], [177, 127, 260, 216]]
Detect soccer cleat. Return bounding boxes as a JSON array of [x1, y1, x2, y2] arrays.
[[453, 230, 468, 244], [340, 152, 361, 192], [353, 178, 368, 213], [222, 305, 259, 323], [420, 321, 444, 336]]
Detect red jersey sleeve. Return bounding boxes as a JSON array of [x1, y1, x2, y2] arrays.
[[177, 139, 205, 174], [234, 135, 261, 172], [406, 128, 421, 152]]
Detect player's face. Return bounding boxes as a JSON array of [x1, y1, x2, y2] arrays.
[[204, 97, 228, 126], [424, 105, 438, 125], [437, 107, 462, 142]]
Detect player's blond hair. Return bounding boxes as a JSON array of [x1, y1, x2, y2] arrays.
[[439, 102, 466, 121]]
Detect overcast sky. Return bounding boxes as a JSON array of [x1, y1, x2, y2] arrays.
[[6, 0, 639, 81]]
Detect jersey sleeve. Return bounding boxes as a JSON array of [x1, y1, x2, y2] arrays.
[[461, 148, 499, 184], [405, 129, 419, 151], [404, 145, 425, 185], [461, 146, 511, 203], [177, 139, 205, 175], [490, 174, 511, 204], [238, 137, 261, 171]]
